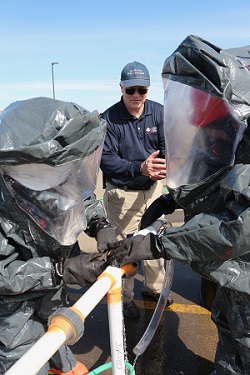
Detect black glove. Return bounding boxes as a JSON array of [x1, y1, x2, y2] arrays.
[[52, 253, 107, 287], [107, 233, 164, 268], [140, 194, 176, 230], [96, 226, 117, 253], [86, 217, 117, 253]]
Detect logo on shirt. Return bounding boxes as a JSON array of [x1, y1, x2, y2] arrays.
[[146, 127, 157, 134]]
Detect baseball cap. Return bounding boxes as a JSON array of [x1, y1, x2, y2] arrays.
[[120, 61, 150, 88]]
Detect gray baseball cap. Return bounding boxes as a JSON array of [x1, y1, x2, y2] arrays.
[[120, 61, 150, 88]]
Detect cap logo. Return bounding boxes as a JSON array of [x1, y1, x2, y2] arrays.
[[127, 69, 145, 76]]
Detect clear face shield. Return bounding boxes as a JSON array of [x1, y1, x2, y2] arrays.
[[163, 80, 246, 189], [2, 145, 102, 245]]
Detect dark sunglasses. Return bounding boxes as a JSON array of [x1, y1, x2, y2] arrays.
[[125, 87, 148, 95]]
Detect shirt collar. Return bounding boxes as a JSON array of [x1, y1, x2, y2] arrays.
[[119, 96, 152, 120]]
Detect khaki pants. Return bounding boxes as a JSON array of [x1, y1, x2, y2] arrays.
[[103, 181, 165, 303]]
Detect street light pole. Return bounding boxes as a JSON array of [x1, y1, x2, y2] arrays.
[[51, 62, 59, 99]]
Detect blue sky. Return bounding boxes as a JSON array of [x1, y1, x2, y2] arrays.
[[1, 0, 250, 113]]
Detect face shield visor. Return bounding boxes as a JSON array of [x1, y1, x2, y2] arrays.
[[163, 80, 246, 189], [2, 145, 102, 245]]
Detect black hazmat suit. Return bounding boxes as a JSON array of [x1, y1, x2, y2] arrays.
[[0, 97, 110, 374], [108, 36, 250, 374]]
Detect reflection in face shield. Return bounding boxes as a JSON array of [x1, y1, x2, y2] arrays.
[[190, 88, 231, 127], [4, 174, 87, 246], [201, 123, 236, 165], [163, 81, 246, 188], [190, 87, 238, 168], [3, 163, 93, 247], [1, 144, 103, 245]]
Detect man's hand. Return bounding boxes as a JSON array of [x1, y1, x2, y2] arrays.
[[140, 150, 166, 181], [107, 233, 164, 268]]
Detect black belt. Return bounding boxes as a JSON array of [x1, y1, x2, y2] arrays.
[[109, 182, 155, 191]]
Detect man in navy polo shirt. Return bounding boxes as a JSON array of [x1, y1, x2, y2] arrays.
[[100, 61, 173, 319]]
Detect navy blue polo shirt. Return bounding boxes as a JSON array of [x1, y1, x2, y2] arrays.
[[100, 97, 165, 190]]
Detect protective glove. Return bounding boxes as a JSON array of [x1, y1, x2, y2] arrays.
[[107, 233, 165, 268], [51, 252, 107, 286], [140, 193, 176, 230], [86, 217, 117, 252], [96, 226, 117, 253]]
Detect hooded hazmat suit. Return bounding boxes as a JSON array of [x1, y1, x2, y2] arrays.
[[161, 36, 250, 374], [0, 97, 110, 374], [107, 36, 250, 374]]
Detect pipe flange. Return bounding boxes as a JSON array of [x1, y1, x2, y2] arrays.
[[48, 307, 85, 345]]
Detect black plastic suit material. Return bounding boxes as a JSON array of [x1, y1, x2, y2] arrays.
[[162, 35, 250, 120], [0, 97, 108, 374], [160, 36, 250, 294], [160, 36, 250, 373], [160, 164, 250, 293], [0, 97, 106, 166]]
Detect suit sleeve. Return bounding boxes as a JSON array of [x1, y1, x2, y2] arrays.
[[160, 165, 250, 262]]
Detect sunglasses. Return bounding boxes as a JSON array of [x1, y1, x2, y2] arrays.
[[125, 87, 148, 95]]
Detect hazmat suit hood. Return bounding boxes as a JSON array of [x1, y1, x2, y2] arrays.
[[159, 36, 250, 297], [0, 97, 107, 250], [161, 35, 250, 207]]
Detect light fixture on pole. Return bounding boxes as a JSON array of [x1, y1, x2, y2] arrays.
[[51, 62, 59, 99]]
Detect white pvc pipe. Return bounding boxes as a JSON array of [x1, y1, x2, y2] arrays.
[[107, 276, 125, 375], [5, 329, 67, 375], [5, 266, 123, 375], [73, 266, 123, 316]]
